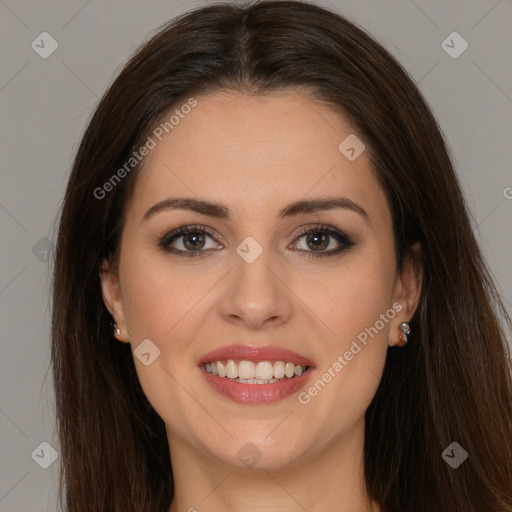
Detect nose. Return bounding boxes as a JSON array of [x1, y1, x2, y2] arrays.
[[218, 243, 293, 330]]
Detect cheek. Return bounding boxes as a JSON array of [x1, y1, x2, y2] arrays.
[[293, 245, 395, 420], [120, 250, 205, 341], [297, 246, 396, 350]]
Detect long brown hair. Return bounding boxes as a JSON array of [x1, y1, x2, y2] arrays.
[[51, 1, 512, 511]]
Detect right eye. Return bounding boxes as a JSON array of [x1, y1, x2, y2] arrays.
[[158, 224, 223, 257]]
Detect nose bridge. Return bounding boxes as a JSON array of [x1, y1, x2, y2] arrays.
[[234, 233, 279, 303], [219, 232, 293, 327]]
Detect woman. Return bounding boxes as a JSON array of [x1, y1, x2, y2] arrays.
[[51, 1, 512, 511]]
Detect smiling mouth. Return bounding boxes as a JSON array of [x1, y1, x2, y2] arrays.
[[203, 359, 311, 384]]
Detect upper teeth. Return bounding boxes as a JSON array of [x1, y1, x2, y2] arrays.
[[205, 360, 307, 379]]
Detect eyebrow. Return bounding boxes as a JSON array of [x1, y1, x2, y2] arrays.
[[142, 196, 370, 225]]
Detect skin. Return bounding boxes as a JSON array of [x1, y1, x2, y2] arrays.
[[100, 89, 422, 512]]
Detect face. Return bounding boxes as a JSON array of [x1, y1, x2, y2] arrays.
[[100, 89, 421, 470]]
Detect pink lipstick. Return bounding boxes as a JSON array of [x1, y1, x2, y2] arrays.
[[198, 344, 316, 404]]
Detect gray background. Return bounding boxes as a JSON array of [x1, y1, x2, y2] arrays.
[[0, 0, 511, 510]]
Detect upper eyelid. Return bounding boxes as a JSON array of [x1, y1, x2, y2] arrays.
[[159, 224, 217, 245]]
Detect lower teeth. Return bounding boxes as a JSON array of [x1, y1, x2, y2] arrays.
[[221, 376, 298, 384], [236, 377, 284, 384]]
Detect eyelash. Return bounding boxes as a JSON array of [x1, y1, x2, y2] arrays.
[[157, 223, 355, 259]]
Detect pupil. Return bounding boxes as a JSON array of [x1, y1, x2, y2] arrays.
[[184, 233, 204, 250], [307, 232, 328, 251]]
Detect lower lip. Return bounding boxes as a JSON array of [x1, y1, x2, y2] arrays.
[[199, 365, 315, 404]]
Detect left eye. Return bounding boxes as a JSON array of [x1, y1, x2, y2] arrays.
[[290, 225, 354, 257]]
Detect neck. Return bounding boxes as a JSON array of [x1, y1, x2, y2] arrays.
[[167, 416, 380, 512]]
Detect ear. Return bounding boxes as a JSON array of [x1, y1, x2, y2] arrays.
[[99, 258, 130, 343], [389, 242, 423, 347]]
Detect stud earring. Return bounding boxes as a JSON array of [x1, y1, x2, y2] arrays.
[[398, 321, 410, 346], [113, 322, 121, 337]]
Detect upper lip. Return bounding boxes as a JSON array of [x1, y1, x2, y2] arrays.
[[198, 344, 316, 367]]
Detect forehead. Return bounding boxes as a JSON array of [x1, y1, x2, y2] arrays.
[[126, 90, 388, 223]]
